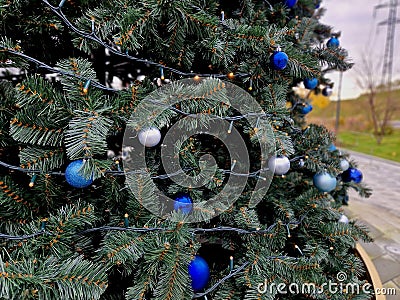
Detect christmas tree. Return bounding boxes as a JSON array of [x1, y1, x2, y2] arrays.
[[0, 0, 373, 299]]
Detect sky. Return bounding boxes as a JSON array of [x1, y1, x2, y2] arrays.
[[321, 0, 400, 99]]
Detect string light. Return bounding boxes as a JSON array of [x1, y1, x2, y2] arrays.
[[294, 244, 304, 256], [1, 47, 115, 92], [29, 174, 37, 187], [115, 160, 121, 172], [58, 0, 66, 8], [286, 224, 291, 238], [227, 121, 233, 133], [160, 67, 165, 80], [229, 256, 234, 271], [124, 213, 129, 228], [230, 159, 237, 171], [40, 218, 47, 230], [1, 214, 308, 240], [41, 1, 252, 82], [90, 16, 95, 32], [83, 79, 91, 94]]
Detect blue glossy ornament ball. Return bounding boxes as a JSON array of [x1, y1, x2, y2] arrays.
[[313, 172, 337, 192], [285, 0, 298, 8], [270, 51, 289, 70], [65, 160, 93, 188], [342, 168, 363, 183], [188, 256, 210, 291], [328, 143, 337, 152], [173, 194, 193, 214], [304, 78, 319, 90], [301, 103, 313, 114], [327, 37, 340, 48]]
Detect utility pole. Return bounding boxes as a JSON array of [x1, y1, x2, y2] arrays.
[[334, 71, 343, 133]]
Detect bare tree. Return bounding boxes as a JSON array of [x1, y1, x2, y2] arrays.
[[355, 52, 395, 144]]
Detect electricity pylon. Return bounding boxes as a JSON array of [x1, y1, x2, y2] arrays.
[[375, 0, 400, 89]]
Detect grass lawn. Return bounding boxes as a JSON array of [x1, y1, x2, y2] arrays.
[[336, 130, 400, 163]]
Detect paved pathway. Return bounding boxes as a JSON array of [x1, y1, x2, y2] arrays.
[[342, 150, 400, 300]]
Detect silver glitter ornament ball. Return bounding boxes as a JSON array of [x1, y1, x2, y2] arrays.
[[268, 156, 291, 175], [138, 127, 161, 147], [339, 159, 349, 171], [338, 214, 349, 224]]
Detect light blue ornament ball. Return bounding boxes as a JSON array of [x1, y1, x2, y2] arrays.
[[65, 160, 93, 188], [327, 37, 340, 48], [173, 194, 193, 214], [304, 78, 319, 90], [188, 256, 210, 291], [313, 172, 337, 192], [270, 51, 289, 70]]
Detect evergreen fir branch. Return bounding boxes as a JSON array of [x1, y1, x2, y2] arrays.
[[316, 46, 353, 72], [153, 245, 192, 300], [0, 81, 18, 147], [65, 112, 113, 159], [30, 174, 65, 211], [286, 57, 321, 79], [9, 113, 65, 147], [260, 83, 289, 111], [0, 177, 36, 219], [42, 0, 251, 79], [114, 9, 152, 50], [125, 173, 160, 219], [55, 58, 99, 100], [290, 17, 319, 46], [99, 231, 144, 272], [0, 37, 30, 69], [1, 46, 114, 92], [48, 255, 108, 300], [72, 3, 124, 53], [0, 255, 52, 300], [31, 203, 99, 258], [273, 129, 295, 156], [15, 75, 66, 111], [234, 207, 261, 230], [19, 147, 64, 171]]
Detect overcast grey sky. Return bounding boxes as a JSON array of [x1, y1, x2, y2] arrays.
[[321, 0, 399, 99]]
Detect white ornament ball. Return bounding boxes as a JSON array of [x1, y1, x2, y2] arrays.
[[268, 156, 291, 175], [338, 214, 349, 224], [138, 127, 161, 147], [339, 159, 349, 171]]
